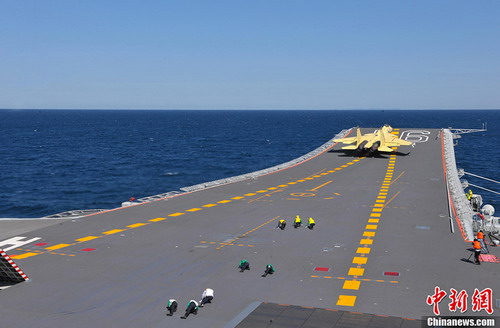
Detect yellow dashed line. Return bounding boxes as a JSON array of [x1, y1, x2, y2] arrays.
[[368, 219, 379, 223], [203, 204, 217, 207], [168, 212, 185, 216], [348, 267, 365, 276], [363, 231, 376, 237], [360, 239, 373, 245], [11, 252, 39, 259], [357, 247, 371, 254], [75, 236, 100, 242], [366, 225, 378, 230], [353, 257, 368, 264], [46, 243, 72, 250], [244, 193, 257, 196], [102, 229, 125, 235], [337, 295, 356, 306], [218, 200, 231, 203], [232, 196, 245, 199], [186, 208, 202, 212], [343, 280, 361, 290], [149, 217, 167, 222]]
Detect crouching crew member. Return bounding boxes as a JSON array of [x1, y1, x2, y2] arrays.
[[277, 219, 286, 230], [294, 215, 302, 228], [262, 264, 275, 277], [307, 218, 316, 230], [239, 260, 250, 272], [199, 288, 214, 307], [181, 300, 199, 319], [166, 299, 178, 316]]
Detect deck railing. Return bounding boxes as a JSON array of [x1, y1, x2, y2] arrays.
[[442, 129, 474, 241]]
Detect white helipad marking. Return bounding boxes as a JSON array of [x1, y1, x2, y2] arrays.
[[0, 236, 41, 251]]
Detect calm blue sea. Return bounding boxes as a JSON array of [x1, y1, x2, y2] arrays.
[[1, 109, 498, 218]]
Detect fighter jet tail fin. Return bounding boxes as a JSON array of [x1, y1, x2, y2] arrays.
[[378, 130, 394, 153]]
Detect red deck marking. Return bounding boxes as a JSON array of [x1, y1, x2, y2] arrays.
[[314, 267, 330, 272], [479, 254, 499, 263], [384, 272, 400, 276], [80, 248, 96, 252], [34, 243, 49, 246]]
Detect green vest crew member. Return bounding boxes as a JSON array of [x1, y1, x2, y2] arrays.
[[307, 218, 316, 230], [277, 219, 286, 230], [181, 300, 199, 319], [472, 239, 482, 265], [294, 215, 302, 228], [262, 264, 275, 277], [239, 260, 250, 272], [166, 299, 178, 316]]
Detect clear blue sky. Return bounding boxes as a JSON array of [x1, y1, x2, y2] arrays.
[[1, 1, 499, 109]]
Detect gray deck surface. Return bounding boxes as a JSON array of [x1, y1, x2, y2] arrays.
[[0, 128, 497, 328], [235, 303, 421, 328]]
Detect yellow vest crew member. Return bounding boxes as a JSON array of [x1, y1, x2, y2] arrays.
[[472, 239, 482, 265], [307, 218, 316, 230], [277, 219, 286, 230], [294, 215, 302, 228]]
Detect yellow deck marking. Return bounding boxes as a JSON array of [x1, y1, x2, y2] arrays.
[[368, 219, 379, 223], [231, 196, 245, 199], [287, 182, 297, 185], [343, 280, 361, 290], [11, 252, 39, 259], [320, 173, 328, 175], [377, 196, 387, 199], [244, 193, 257, 196], [278, 185, 288, 187], [383, 191, 401, 209], [186, 208, 202, 212], [218, 200, 231, 203], [149, 217, 167, 222], [372, 208, 383, 212], [46, 244, 72, 250], [307, 180, 333, 192], [357, 247, 371, 254], [366, 225, 378, 230], [348, 267, 365, 276], [75, 236, 100, 242], [202, 204, 217, 207], [168, 212, 185, 216], [337, 295, 356, 306], [268, 187, 279, 190], [296, 180, 306, 182], [360, 239, 373, 245], [353, 257, 368, 264], [363, 231, 376, 237], [102, 229, 124, 235], [370, 213, 381, 217]]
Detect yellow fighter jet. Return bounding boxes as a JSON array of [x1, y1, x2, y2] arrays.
[[333, 125, 414, 153]]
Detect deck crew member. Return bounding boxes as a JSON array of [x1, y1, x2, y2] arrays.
[[294, 215, 302, 228], [477, 230, 488, 253], [239, 260, 250, 272], [276, 219, 286, 230], [181, 300, 199, 319], [166, 299, 178, 316], [199, 288, 214, 307], [472, 239, 482, 265], [262, 264, 275, 277], [307, 217, 315, 230]]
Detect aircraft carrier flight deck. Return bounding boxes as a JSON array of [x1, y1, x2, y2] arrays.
[[0, 127, 497, 328]]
